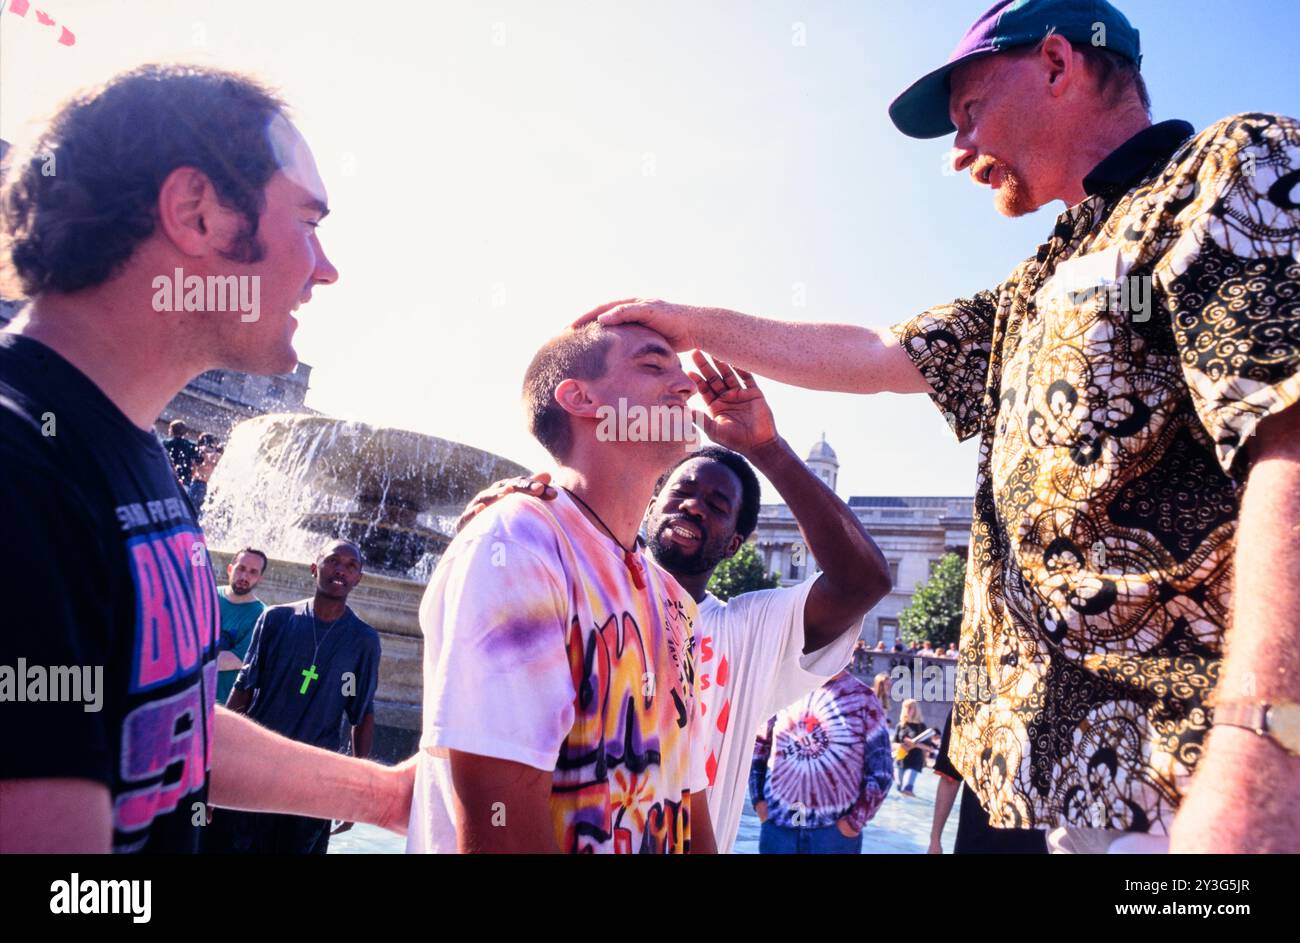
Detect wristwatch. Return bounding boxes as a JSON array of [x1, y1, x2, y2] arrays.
[[1213, 701, 1300, 757]]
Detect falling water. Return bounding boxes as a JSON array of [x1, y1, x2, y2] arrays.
[[202, 414, 529, 579]]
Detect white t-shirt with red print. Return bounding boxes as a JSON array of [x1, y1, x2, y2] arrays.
[[695, 577, 859, 853]]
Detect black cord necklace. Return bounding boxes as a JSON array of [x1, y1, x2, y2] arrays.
[[562, 486, 646, 590]]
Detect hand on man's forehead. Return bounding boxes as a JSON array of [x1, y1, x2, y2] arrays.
[[606, 322, 674, 359]]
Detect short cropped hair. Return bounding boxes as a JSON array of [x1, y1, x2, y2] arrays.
[[319, 539, 362, 565], [1, 64, 288, 296], [521, 324, 616, 460], [1075, 43, 1150, 113], [653, 445, 762, 540], [233, 547, 268, 573], [1013, 38, 1150, 114]]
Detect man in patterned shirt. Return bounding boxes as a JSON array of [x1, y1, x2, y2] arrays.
[[581, 0, 1300, 852]]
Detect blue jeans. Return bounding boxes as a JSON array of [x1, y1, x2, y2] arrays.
[[758, 821, 863, 855], [897, 763, 919, 791]]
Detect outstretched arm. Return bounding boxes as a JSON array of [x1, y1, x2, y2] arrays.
[[579, 300, 932, 395], [210, 706, 414, 834], [754, 433, 890, 652], [330, 712, 379, 835]]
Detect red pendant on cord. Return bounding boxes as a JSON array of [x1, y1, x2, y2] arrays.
[[624, 549, 645, 590], [560, 487, 646, 590]]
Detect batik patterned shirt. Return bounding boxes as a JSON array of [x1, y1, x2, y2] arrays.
[[892, 114, 1300, 833], [748, 673, 893, 831], [407, 488, 708, 854]]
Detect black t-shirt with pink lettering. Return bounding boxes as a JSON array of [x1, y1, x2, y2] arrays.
[[0, 335, 219, 853]]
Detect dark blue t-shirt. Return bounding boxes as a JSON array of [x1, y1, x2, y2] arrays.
[[233, 600, 380, 750], [0, 335, 219, 853]]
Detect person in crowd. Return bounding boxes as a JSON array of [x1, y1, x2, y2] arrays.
[[163, 419, 200, 488], [852, 639, 869, 672], [750, 669, 893, 854], [215, 547, 269, 706], [872, 671, 893, 722], [188, 432, 223, 512], [212, 539, 381, 854], [894, 698, 935, 796]]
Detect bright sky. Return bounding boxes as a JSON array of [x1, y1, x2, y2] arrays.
[[3, 0, 1298, 499]]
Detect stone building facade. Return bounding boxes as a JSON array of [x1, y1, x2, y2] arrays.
[[752, 437, 972, 650], [159, 364, 314, 439]]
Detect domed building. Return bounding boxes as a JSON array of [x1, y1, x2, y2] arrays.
[[805, 433, 838, 492]]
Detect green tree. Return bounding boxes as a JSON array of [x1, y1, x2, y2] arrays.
[[898, 552, 966, 647], [706, 541, 779, 601]]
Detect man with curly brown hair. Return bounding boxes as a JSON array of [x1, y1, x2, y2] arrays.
[[0, 65, 414, 853]]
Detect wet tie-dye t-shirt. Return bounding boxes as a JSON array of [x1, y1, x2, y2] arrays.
[[408, 488, 708, 854], [749, 673, 893, 832]]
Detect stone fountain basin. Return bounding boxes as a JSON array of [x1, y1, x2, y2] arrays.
[[251, 414, 530, 511], [202, 413, 531, 580]]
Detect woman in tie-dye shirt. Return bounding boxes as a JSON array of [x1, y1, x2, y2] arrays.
[[749, 670, 893, 854]]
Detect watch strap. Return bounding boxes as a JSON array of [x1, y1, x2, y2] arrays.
[[1214, 701, 1268, 733], [1214, 701, 1300, 757]]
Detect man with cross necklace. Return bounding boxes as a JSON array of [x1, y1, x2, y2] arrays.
[[208, 539, 382, 854]]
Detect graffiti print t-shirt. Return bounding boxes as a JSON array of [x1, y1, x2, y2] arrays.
[[695, 580, 858, 853], [0, 335, 219, 853], [407, 488, 708, 853], [891, 114, 1300, 833]]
